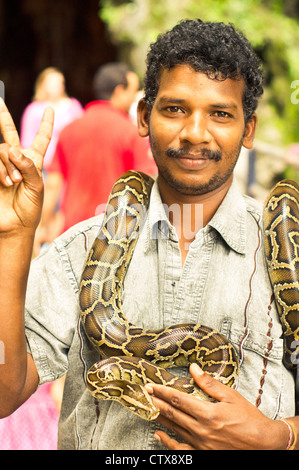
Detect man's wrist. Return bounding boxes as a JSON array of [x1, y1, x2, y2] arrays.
[[269, 418, 298, 450], [0, 226, 36, 242]]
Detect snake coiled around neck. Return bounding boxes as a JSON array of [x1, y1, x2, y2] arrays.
[[79, 170, 239, 420]]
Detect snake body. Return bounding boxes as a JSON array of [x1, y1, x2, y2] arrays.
[[79, 170, 239, 420], [263, 179, 299, 370]]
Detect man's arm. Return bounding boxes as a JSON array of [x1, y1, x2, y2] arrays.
[[0, 99, 54, 417], [0, 231, 40, 417], [145, 363, 299, 450]]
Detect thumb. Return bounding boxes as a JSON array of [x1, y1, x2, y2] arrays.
[[190, 363, 234, 402]]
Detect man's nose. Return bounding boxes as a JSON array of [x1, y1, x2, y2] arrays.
[[179, 112, 212, 145]]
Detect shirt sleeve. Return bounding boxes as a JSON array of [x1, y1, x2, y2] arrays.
[[69, 98, 84, 118], [25, 240, 80, 384], [25, 216, 102, 385]]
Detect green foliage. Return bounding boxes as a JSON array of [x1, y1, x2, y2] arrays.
[[99, 0, 299, 145]]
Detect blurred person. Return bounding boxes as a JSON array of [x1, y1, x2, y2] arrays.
[[37, 63, 156, 249], [0, 380, 62, 450], [20, 67, 83, 171]]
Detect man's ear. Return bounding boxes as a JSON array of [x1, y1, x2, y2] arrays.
[[137, 98, 150, 138], [242, 113, 257, 150]]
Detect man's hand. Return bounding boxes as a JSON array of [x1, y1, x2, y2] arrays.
[[0, 98, 54, 234], [145, 363, 290, 450]]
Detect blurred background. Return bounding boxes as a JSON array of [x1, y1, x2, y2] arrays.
[[0, 0, 299, 199], [0, 0, 117, 127]]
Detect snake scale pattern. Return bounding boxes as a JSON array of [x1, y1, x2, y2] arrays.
[[263, 179, 299, 370], [79, 170, 239, 420], [79, 172, 298, 420]]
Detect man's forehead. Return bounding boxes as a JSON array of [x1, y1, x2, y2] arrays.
[[156, 64, 245, 104]]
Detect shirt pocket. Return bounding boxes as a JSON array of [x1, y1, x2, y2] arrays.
[[219, 319, 293, 419]]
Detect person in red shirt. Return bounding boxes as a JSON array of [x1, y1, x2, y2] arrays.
[[37, 63, 156, 250]]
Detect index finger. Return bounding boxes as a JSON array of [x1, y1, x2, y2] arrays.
[[30, 106, 54, 158], [145, 383, 207, 418], [0, 98, 20, 147]]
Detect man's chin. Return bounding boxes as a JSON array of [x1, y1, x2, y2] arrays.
[[159, 172, 227, 196]]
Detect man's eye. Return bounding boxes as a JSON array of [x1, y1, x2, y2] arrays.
[[213, 111, 231, 118], [166, 106, 182, 113]]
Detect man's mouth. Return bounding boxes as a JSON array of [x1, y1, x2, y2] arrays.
[[166, 147, 222, 162]]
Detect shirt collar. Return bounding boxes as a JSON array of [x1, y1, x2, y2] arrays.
[[207, 180, 247, 254], [143, 178, 247, 255], [142, 181, 173, 253]]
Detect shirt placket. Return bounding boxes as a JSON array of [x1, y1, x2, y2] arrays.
[[147, 227, 216, 449], [162, 231, 183, 326]]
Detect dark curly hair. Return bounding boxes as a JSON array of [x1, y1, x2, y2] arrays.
[[143, 19, 264, 123]]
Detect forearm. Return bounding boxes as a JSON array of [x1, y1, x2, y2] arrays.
[[0, 230, 35, 413]]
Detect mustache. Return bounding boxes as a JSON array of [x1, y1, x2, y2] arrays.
[[166, 147, 222, 162]]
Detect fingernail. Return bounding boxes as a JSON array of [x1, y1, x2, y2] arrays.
[[144, 384, 154, 394], [190, 363, 204, 375], [12, 169, 22, 181], [5, 175, 13, 186], [154, 433, 161, 442]]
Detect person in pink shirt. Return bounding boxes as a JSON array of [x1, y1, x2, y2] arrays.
[[0, 382, 61, 450], [20, 67, 83, 171]]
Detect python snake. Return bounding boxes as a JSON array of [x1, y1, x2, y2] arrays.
[[79, 174, 299, 419], [79, 170, 239, 420], [263, 179, 299, 370]]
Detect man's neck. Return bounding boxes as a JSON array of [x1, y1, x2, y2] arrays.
[[157, 176, 233, 265]]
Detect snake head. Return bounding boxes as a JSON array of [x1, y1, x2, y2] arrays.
[[124, 383, 160, 421], [86, 368, 160, 421]]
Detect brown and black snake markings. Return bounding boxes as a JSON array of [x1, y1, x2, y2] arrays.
[[79, 172, 298, 420], [263, 180, 299, 370]]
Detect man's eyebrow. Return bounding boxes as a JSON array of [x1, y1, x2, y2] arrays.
[[157, 97, 186, 105], [210, 103, 238, 110]]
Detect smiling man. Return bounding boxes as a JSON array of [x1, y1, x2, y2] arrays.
[[0, 19, 297, 450], [138, 57, 257, 263]]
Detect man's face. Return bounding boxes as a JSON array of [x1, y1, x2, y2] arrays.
[[138, 65, 256, 198]]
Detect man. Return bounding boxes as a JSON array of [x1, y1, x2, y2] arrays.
[[38, 62, 156, 245], [0, 19, 297, 450]]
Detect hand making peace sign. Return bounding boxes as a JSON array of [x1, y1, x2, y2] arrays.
[[0, 98, 54, 233]]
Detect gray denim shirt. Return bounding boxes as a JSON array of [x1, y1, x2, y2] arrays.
[[25, 179, 297, 450]]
